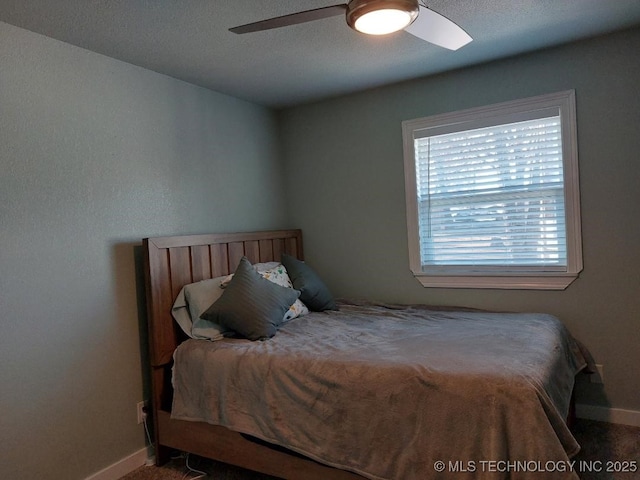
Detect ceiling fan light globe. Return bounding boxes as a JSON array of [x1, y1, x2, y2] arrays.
[[354, 9, 414, 35], [347, 0, 419, 36]]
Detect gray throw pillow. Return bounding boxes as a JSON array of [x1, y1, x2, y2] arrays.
[[281, 253, 338, 311], [202, 257, 300, 340]]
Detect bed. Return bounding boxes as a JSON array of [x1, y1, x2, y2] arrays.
[[143, 229, 587, 480]]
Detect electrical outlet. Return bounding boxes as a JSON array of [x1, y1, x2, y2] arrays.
[[590, 364, 604, 384], [137, 401, 148, 424]]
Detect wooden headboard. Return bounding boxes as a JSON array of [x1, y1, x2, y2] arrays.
[[143, 229, 303, 368]]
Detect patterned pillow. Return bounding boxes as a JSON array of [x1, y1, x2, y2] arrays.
[[260, 264, 309, 321]]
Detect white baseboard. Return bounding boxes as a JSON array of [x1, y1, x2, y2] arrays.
[[84, 447, 150, 480], [576, 404, 640, 427]]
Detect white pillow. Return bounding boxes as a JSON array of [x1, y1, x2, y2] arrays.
[[171, 276, 230, 341]]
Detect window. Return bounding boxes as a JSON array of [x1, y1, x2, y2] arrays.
[[402, 91, 582, 289]]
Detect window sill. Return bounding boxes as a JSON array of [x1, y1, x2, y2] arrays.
[[413, 273, 579, 290]]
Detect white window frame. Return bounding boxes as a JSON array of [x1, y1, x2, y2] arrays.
[[402, 90, 582, 290]]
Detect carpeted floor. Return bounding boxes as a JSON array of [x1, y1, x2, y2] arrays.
[[121, 419, 640, 479], [571, 419, 640, 480]]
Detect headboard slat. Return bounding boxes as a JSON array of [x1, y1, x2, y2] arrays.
[[190, 245, 211, 282], [258, 239, 273, 262], [169, 248, 193, 298], [285, 237, 302, 259], [228, 242, 245, 270], [210, 244, 230, 277], [272, 239, 284, 263], [244, 240, 260, 264]]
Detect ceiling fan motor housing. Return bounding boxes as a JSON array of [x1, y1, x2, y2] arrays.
[[346, 0, 420, 32]]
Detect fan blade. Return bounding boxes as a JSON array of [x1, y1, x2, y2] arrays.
[[404, 6, 472, 50], [229, 4, 348, 34]]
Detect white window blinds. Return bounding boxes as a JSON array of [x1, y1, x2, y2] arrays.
[[402, 90, 582, 289], [414, 115, 566, 267]]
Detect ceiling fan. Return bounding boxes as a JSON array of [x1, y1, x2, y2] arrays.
[[229, 0, 472, 51]]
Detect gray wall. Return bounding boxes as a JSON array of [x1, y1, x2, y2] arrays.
[[0, 22, 288, 479], [279, 28, 640, 413], [1, 17, 639, 480]]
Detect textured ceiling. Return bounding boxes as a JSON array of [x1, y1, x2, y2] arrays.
[[1, 0, 640, 108]]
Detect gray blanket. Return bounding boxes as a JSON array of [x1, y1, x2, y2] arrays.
[[172, 301, 587, 480]]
